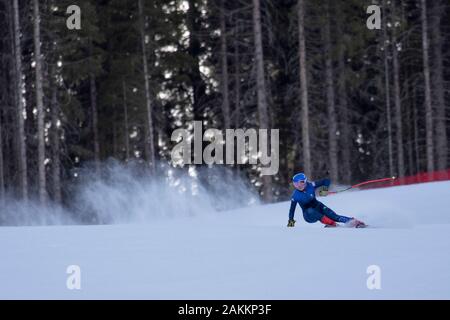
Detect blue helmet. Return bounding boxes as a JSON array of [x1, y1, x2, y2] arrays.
[[292, 173, 307, 184]]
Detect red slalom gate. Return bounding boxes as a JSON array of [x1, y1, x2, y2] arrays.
[[331, 169, 450, 194], [329, 177, 396, 194], [389, 169, 450, 186]]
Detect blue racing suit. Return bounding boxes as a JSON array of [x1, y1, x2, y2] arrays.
[[288, 179, 352, 224]]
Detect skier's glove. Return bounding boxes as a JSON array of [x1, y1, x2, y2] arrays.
[[318, 186, 329, 197], [287, 219, 296, 227]]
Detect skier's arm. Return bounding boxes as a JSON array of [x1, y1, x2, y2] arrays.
[[314, 179, 331, 197], [289, 199, 297, 220], [313, 178, 331, 189]]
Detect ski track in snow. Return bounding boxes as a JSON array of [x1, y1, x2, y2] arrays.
[[1, 181, 449, 299]]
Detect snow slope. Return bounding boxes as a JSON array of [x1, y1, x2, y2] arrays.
[[1, 181, 449, 299]]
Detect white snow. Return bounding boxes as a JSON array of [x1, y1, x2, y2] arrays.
[[1, 181, 450, 299]]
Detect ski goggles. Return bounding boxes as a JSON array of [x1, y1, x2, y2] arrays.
[[293, 180, 306, 188]]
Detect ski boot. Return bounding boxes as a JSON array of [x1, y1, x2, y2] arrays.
[[346, 218, 367, 228]]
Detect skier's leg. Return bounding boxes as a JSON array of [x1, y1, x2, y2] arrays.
[[302, 208, 323, 223], [304, 205, 340, 227], [317, 202, 352, 223]]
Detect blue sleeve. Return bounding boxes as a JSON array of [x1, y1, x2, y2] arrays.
[[313, 179, 331, 189], [289, 199, 297, 220]]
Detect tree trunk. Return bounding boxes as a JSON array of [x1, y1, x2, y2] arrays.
[[112, 123, 118, 157], [12, 0, 28, 200], [220, 0, 231, 130], [324, 1, 338, 183], [233, 19, 241, 129], [138, 0, 156, 172], [392, 26, 405, 177], [233, 18, 241, 180], [187, 0, 207, 121], [253, 0, 272, 202], [412, 81, 421, 175], [3, 108, 11, 194], [406, 81, 414, 175], [337, 17, 351, 184], [0, 113, 4, 200], [382, 0, 394, 178], [420, 0, 435, 175], [431, 0, 447, 173], [88, 37, 100, 173], [33, 0, 47, 205], [123, 80, 130, 161], [51, 75, 61, 204], [297, 0, 311, 177], [89, 71, 100, 172]]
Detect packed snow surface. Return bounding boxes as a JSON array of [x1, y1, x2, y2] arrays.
[[1, 181, 449, 299]]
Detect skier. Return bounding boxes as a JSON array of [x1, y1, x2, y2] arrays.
[[287, 173, 366, 228]]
